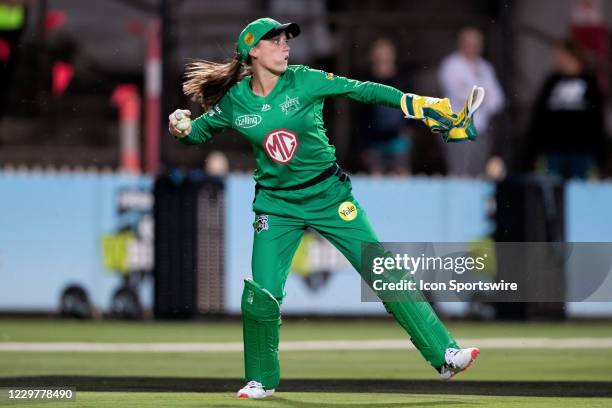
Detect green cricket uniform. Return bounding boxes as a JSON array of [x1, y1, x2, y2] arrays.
[[181, 65, 402, 188], [178, 65, 459, 389]]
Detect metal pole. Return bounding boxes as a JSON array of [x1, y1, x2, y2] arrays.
[[112, 84, 142, 174], [160, 0, 173, 171], [499, 0, 514, 171], [36, 0, 49, 116], [145, 19, 162, 175]]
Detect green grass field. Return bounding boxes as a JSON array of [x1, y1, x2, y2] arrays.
[[1, 319, 611, 407], [7, 393, 612, 408]]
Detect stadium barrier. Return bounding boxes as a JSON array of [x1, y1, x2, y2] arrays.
[[1, 169, 612, 317]]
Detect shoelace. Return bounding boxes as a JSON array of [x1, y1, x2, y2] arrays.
[[245, 380, 263, 389], [444, 348, 461, 369]]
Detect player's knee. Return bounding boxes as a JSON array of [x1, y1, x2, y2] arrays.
[[241, 279, 281, 320], [250, 276, 284, 304]]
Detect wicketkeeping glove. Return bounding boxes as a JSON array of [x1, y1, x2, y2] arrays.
[[169, 109, 192, 137], [443, 86, 485, 143], [400, 94, 455, 133], [401, 86, 486, 143]]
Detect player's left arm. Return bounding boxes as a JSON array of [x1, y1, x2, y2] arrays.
[[298, 66, 482, 141], [298, 65, 404, 108]]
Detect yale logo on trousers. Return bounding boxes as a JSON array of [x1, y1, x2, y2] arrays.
[[338, 201, 357, 221]]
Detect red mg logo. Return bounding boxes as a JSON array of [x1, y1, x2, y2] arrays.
[[263, 129, 299, 164]]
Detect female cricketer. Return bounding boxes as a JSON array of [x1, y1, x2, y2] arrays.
[[168, 17, 484, 399]]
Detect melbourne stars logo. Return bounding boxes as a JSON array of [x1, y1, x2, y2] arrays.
[[254, 215, 269, 233], [279, 94, 300, 114]]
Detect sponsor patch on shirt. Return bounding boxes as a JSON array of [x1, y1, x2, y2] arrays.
[[263, 129, 299, 164], [235, 114, 262, 128], [320, 70, 335, 80]]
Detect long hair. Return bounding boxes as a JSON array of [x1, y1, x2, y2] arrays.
[[183, 55, 251, 111]]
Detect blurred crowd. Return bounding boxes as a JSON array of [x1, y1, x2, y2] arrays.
[[354, 26, 609, 181], [0, 0, 610, 180]]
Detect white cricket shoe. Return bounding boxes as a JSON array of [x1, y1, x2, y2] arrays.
[[440, 347, 480, 380], [236, 380, 275, 399]]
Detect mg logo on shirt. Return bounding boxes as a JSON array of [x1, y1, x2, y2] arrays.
[[263, 129, 299, 164]]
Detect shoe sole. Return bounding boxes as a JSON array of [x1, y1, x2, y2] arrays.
[[448, 347, 480, 379], [237, 390, 275, 399], [237, 393, 268, 399]]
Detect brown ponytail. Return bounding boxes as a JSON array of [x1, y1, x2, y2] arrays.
[[183, 55, 251, 111]]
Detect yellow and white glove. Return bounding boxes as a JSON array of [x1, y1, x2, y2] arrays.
[[444, 86, 485, 143], [400, 94, 455, 133], [168, 109, 192, 138], [401, 86, 485, 143]]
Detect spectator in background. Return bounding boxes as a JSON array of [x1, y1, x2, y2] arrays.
[[524, 39, 606, 179], [0, 0, 27, 120], [356, 38, 411, 175], [438, 27, 505, 177]]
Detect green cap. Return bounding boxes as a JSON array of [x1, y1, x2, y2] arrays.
[[236, 17, 300, 62]]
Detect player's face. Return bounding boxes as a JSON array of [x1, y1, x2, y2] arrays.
[[250, 32, 291, 75]]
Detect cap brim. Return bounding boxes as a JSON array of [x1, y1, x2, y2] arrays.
[[261, 22, 301, 40]]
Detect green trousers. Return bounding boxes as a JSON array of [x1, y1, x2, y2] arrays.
[[245, 172, 459, 389]]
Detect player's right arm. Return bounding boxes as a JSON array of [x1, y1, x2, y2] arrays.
[[168, 96, 232, 145]]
